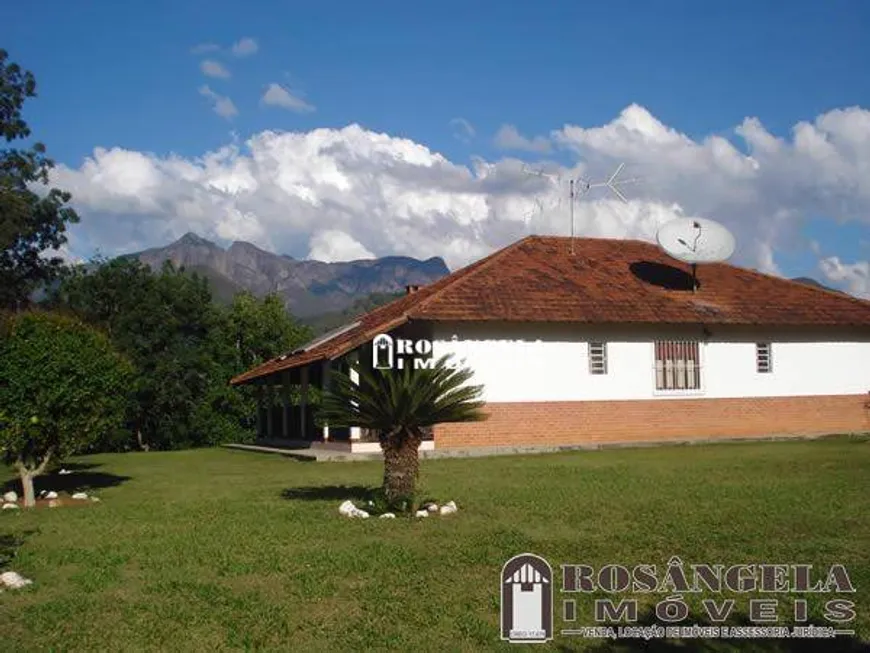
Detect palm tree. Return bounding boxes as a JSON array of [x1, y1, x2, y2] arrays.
[[319, 353, 486, 511]]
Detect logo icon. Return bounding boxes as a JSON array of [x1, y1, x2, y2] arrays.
[[501, 553, 553, 643], [372, 334, 394, 370]]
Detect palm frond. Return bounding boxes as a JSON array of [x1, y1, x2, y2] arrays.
[[318, 353, 486, 432]]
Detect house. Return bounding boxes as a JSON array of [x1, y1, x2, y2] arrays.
[[229, 235, 870, 453]]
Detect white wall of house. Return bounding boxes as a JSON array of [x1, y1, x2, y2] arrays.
[[428, 321, 870, 402]]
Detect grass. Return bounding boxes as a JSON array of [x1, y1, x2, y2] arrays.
[[1, 436, 869, 652]]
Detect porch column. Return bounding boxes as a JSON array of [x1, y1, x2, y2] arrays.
[[348, 353, 361, 441], [266, 383, 275, 439], [281, 370, 291, 439], [300, 366, 309, 440], [255, 385, 265, 439], [321, 360, 331, 441]]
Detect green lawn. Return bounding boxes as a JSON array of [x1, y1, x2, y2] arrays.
[[1, 437, 869, 652]]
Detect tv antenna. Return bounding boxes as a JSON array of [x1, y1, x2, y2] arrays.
[[655, 217, 736, 292], [521, 162, 640, 253]]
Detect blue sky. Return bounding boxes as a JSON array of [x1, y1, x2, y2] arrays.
[[3, 0, 870, 294]]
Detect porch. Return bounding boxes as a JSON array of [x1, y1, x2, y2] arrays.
[[248, 350, 435, 455]]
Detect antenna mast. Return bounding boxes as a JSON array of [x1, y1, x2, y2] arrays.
[[522, 162, 640, 254]]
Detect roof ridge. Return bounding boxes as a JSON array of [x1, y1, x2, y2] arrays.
[[410, 235, 537, 315]]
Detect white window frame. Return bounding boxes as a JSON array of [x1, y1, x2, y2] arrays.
[[652, 340, 704, 396], [588, 341, 608, 375], [756, 342, 773, 374]]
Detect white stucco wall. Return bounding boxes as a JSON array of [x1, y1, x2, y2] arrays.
[[427, 321, 870, 402]]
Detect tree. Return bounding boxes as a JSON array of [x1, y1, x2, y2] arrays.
[[47, 261, 314, 450], [204, 291, 315, 441], [224, 291, 312, 370], [0, 310, 133, 507], [0, 49, 79, 309], [49, 258, 220, 450], [318, 354, 487, 511]]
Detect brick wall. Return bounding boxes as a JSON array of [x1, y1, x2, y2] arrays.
[[434, 394, 870, 448]]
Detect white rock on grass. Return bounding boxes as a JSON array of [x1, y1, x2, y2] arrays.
[[2, 491, 17, 503], [71, 492, 88, 500], [414, 509, 428, 518], [426, 503, 439, 513], [338, 500, 369, 518], [2, 503, 19, 511], [338, 500, 356, 516], [0, 571, 33, 589], [379, 512, 396, 519], [44, 491, 58, 500], [48, 500, 58, 508], [90, 497, 101, 503], [58, 469, 72, 475]]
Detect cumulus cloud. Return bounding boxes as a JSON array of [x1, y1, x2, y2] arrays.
[[450, 118, 475, 143], [819, 256, 870, 298], [308, 230, 376, 262], [494, 124, 552, 153], [46, 105, 870, 298], [200, 60, 231, 79], [199, 85, 238, 119], [261, 83, 315, 113], [231, 37, 258, 57]]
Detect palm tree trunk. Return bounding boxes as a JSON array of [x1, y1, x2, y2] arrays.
[[381, 428, 422, 509]]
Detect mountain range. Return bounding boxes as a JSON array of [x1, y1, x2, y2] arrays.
[[128, 233, 450, 319]]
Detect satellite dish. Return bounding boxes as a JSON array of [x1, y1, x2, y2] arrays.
[[656, 217, 735, 264], [655, 217, 736, 292]]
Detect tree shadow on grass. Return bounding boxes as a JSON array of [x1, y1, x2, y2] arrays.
[[2, 463, 132, 495], [280, 485, 377, 503], [0, 529, 38, 570], [554, 605, 868, 652]]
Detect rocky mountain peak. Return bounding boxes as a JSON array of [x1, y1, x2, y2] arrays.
[[129, 232, 450, 317]]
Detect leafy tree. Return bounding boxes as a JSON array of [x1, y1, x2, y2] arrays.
[[0, 310, 133, 507], [47, 261, 313, 450], [225, 291, 312, 370], [0, 49, 79, 309], [49, 258, 219, 450], [318, 355, 486, 511], [209, 291, 315, 437]]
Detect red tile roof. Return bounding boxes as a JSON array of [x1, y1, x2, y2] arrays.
[[230, 235, 870, 385]]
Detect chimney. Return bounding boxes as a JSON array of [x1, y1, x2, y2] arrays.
[[405, 284, 421, 295]]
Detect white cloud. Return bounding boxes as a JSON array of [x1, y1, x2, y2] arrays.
[[450, 118, 475, 143], [308, 230, 375, 262], [819, 256, 870, 298], [46, 105, 870, 297], [200, 60, 231, 79], [231, 38, 258, 57], [199, 85, 238, 119], [494, 124, 552, 153], [261, 83, 315, 113]]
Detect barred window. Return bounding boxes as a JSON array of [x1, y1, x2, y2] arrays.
[[756, 343, 772, 373], [589, 342, 607, 375], [654, 341, 701, 390]]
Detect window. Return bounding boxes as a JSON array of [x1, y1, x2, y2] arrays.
[[756, 343, 772, 373], [589, 342, 607, 374], [654, 341, 701, 390]]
